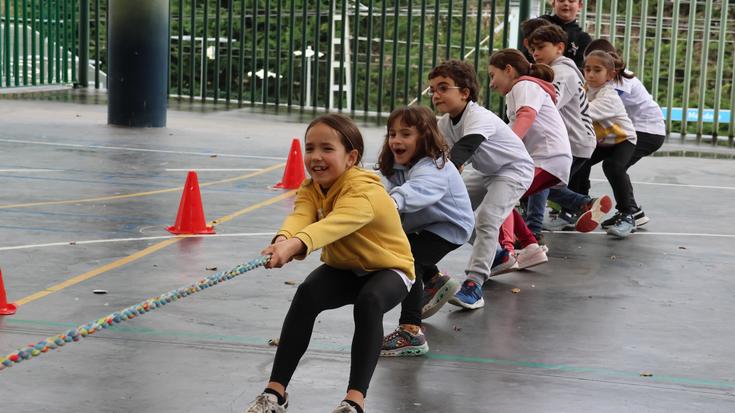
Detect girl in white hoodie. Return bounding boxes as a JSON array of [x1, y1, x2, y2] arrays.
[[489, 49, 573, 268], [574, 50, 638, 238]]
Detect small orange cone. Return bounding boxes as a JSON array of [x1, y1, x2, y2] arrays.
[[274, 138, 306, 189], [0, 269, 17, 316], [167, 171, 216, 235]]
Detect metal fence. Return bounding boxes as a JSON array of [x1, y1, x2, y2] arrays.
[[1, 0, 734, 145]]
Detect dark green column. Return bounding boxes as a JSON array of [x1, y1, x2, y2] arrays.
[[77, 0, 90, 87], [518, 0, 532, 48], [107, 0, 168, 127]]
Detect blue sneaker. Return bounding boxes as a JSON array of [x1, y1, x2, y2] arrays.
[[606, 214, 636, 238], [448, 280, 485, 309]]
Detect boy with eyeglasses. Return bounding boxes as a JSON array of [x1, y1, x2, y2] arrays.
[[427, 60, 535, 309]]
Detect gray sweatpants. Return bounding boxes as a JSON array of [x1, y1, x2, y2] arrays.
[[463, 169, 529, 284]]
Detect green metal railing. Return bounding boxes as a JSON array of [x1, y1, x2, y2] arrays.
[[2, 0, 735, 145], [162, 0, 515, 117], [0, 0, 79, 87]]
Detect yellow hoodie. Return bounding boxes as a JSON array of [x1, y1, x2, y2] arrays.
[[276, 166, 415, 281]]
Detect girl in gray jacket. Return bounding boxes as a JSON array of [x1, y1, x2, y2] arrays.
[[377, 105, 475, 357]]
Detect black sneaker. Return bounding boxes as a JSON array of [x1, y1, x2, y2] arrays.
[[601, 211, 623, 229], [632, 208, 649, 227]]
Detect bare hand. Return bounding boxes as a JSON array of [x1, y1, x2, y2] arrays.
[[261, 238, 306, 269]]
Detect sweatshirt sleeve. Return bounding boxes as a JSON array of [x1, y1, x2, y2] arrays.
[[588, 87, 626, 122], [276, 187, 319, 240], [293, 188, 375, 255], [390, 160, 449, 213]]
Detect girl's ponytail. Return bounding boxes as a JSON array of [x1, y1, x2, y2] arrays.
[[529, 62, 555, 83], [490, 49, 555, 83], [610, 52, 635, 81]]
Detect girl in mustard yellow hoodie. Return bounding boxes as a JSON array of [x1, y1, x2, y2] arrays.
[[244, 114, 414, 413]]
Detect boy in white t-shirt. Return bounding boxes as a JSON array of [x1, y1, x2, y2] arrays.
[[428, 59, 535, 310], [525, 25, 612, 235]]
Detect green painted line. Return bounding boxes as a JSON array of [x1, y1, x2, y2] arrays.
[[4, 318, 734, 390]]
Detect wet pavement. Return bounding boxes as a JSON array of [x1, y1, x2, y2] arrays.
[[0, 93, 734, 412]]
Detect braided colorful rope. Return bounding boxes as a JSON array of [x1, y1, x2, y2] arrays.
[[0, 255, 270, 371]]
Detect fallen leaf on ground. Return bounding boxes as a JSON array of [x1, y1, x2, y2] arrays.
[[511, 288, 521, 294], [205, 266, 218, 271], [284, 280, 299, 286], [452, 325, 462, 332], [268, 338, 279, 346], [678, 246, 687, 250], [610, 255, 617, 260], [93, 289, 108, 295], [640, 372, 653, 377]]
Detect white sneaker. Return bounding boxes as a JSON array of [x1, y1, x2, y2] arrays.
[[331, 401, 361, 413], [515, 243, 548, 270], [244, 392, 288, 413]]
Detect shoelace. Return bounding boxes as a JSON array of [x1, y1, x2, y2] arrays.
[[248, 394, 279, 412]]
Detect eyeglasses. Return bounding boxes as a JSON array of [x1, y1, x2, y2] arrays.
[[427, 84, 462, 97]]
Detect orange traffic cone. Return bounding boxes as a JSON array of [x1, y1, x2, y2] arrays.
[[167, 171, 216, 235], [0, 269, 17, 316], [274, 138, 306, 189]]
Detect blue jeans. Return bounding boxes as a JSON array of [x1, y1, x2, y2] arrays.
[[525, 189, 549, 234], [526, 157, 590, 233]]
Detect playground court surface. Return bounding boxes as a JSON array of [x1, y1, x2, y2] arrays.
[[0, 94, 734, 412]]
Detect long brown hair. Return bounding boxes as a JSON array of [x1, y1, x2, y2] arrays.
[[377, 106, 449, 177], [489, 48, 555, 82], [305, 113, 365, 165]]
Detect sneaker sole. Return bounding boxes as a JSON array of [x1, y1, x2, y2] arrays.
[[380, 342, 429, 357], [517, 250, 548, 270], [607, 226, 637, 239], [575, 195, 612, 233], [421, 279, 461, 319], [490, 257, 519, 277], [635, 216, 650, 227], [448, 296, 485, 310]]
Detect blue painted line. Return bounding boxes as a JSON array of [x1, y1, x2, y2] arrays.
[[4, 318, 734, 390]]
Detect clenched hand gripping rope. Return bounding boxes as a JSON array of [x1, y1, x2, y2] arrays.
[[0, 255, 271, 371]]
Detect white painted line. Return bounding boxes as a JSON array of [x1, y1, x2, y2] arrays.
[[0, 232, 275, 251], [0, 169, 63, 173], [0, 138, 287, 161], [589, 178, 735, 191], [548, 231, 735, 238], [165, 168, 262, 172]]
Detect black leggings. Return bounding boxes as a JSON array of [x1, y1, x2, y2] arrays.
[[570, 133, 664, 212], [269, 264, 408, 397], [624, 132, 665, 208], [571, 141, 636, 214], [399, 231, 462, 326]]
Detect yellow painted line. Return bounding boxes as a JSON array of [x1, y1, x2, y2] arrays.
[[14, 189, 298, 307], [0, 163, 285, 209], [15, 238, 181, 306]]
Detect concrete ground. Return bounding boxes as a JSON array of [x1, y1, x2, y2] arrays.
[[0, 93, 734, 412]]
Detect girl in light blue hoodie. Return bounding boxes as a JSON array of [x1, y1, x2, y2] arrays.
[[376, 105, 475, 357]]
